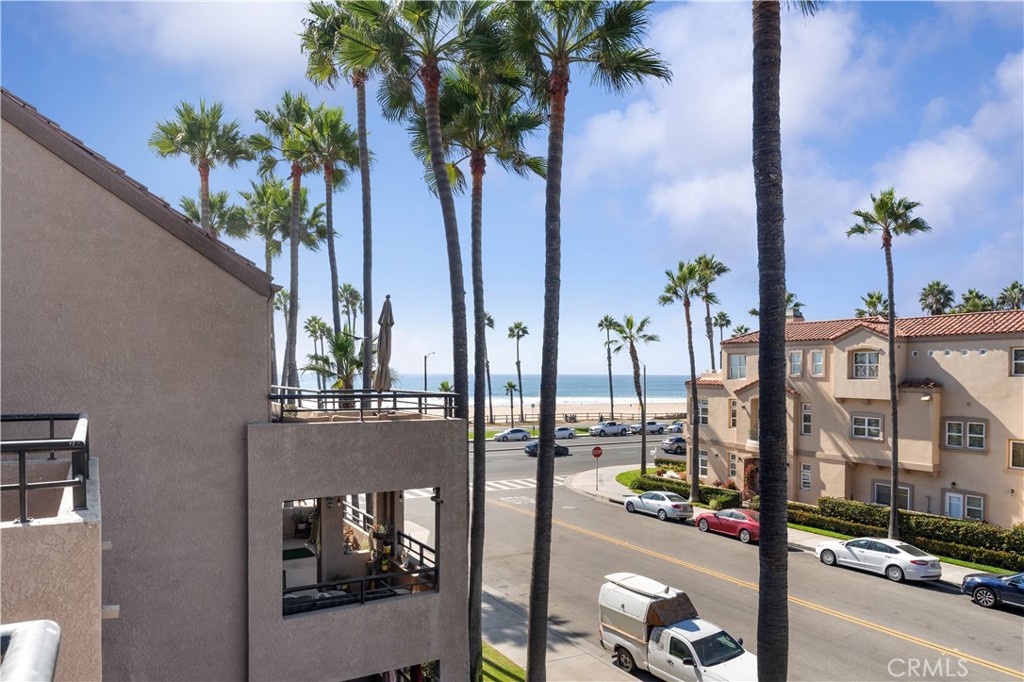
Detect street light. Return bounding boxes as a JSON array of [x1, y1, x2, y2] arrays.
[[423, 352, 435, 391], [640, 361, 648, 474]]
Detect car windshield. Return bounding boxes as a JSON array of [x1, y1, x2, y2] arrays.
[[664, 493, 686, 503], [691, 631, 745, 667], [895, 543, 929, 557]]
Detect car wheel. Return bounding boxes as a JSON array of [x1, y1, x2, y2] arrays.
[[523, 434, 530, 441], [616, 647, 636, 673], [973, 587, 997, 608], [625, 502, 635, 513], [739, 529, 752, 544], [698, 518, 709, 532], [621, 429, 627, 436], [820, 550, 837, 566], [568, 432, 575, 439], [675, 446, 683, 454], [658, 509, 668, 521], [657, 428, 664, 434], [886, 565, 905, 583], [500, 436, 508, 442]]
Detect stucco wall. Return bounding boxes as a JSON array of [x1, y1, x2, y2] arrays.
[[247, 418, 469, 681], [1, 121, 271, 679], [0, 461, 103, 681]]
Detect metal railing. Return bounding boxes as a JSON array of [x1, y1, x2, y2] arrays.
[[1, 414, 90, 523], [339, 500, 436, 569], [269, 386, 456, 421], [282, 566, 437, 616], [0, 620, 62, 682]]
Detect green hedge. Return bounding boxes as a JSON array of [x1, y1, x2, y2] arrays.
[[635, 475, 743, 509], [653, 457, 686, 470]]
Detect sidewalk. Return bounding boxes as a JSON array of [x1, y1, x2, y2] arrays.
[[564, 463, 976, 588]]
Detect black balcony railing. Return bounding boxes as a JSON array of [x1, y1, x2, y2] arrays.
[[269, 386, 456, 421], [282, 566, 438, 616], [1, 414, 90, 523]]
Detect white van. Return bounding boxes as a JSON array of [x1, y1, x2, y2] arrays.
[[598, 572, 757, 682]]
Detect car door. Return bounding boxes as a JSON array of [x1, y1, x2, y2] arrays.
[[840, 539, 869, 568], [640, 492, 664, 515], [717, 511, 739, 535], [1003, 575, 1024, 607], [648, 633, 691, 682], [858, 541, 890, 573]]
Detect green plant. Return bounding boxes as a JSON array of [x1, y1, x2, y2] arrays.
[[634, 475, 742, 509], [291, 507, 312, 524]]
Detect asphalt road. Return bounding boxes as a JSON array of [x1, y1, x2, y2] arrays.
[[407, 439, 1024, 682]]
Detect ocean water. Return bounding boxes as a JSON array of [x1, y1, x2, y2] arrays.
[[424, 373, 689, 404]]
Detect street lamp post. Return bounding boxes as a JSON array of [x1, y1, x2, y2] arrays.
[[423, 352, 435, 391], [641, 362, 648, 474]]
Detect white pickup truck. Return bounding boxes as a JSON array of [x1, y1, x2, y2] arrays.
[[589, 420, 629, 437], [631, 420, 667, 434], [599, 572, 757, 682]]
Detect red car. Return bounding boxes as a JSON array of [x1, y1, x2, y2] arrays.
[[696, 509, 760, 543]]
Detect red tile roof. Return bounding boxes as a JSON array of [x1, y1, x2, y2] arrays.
[[723, 310, 1024, 345], [733, 378, 799, 397], [687, 377, 724, 387]]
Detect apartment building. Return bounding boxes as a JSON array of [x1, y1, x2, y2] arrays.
[[1, 88, 468, 680], [690, 310, 1024, 529]]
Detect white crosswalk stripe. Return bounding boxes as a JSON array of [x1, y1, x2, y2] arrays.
[[404, 476, 565, 500]]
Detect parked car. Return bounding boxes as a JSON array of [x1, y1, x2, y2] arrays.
[[961, 572, 1024, 609], [630, 420, 666, 435], [695, 509, 760, 543], [589, 420, 629, 437], [660, 436, 687, 454], [815, 537, 942, 582], [666, 422, 684, 433], [554, 426, 577, 439], [493, 428, 532, 442], [623, 491, 693, 522], [524, 441, 570, 457]]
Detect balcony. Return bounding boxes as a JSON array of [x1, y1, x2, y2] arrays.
[[268, 387, 456, 423]]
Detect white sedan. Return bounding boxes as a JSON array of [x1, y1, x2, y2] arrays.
[[815, 537, 942, 582], [493, 428, 532, 442], [554, 426, 577, 439]]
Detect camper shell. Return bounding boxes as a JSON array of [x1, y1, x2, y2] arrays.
[[599, 572, 699, 646]]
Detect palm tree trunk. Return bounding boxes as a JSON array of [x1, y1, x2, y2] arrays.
[[753, 3, 789, 679], [606, 329, 615, 420], [354, 71, 373, 402], [684, 299, 701, 505], [884, 237, 900, 540], [468, 153, 487, 682], [198, 160, 211, 232], [285, 162, 302, 389], [486, 356, 494, 424], [527, 63, 568, 682], [516, 350, 525, 422], [705, 298, 716, 372], [267, 242, 278, 387], [629, 344, 646, 475], [325, 165, 342, 338], [422, 60, 469, 422]]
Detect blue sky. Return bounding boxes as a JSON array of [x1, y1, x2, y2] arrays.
[[3, 1, 1022, 382]]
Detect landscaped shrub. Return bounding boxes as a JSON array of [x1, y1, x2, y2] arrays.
[[634, 475, 743, 509], [748, 495, 759, 511], [904, 536, 1024, 572], [787, 508, 884, 538], [654, 457, 686, 470]]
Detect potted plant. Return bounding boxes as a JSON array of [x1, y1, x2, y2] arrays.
[[292, 507, 312, 538]]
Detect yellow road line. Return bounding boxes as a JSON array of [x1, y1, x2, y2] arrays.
[[491, 499, 1024, 681]]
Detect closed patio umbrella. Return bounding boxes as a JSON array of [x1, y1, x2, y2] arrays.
[[372, 295, 394, 395]]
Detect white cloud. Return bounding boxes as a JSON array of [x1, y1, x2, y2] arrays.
[[60, 1, 309, 106]]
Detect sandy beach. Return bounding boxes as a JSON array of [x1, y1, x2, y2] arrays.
[[468, 398, 689, 427]]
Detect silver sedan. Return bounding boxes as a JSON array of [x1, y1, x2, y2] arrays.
[[623, 490, 694, 522], [554, 426, 577, 439], [815, 537, 942, 582]]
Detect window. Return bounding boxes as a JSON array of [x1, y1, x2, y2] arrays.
[[800, 463, 811, 490], [729, 453, 737, 477], [852, 415, 882, 440], [789, 351, 803, 376], [699, 451, 708, 478], [811, 350, 824, 376], [961, 349, 969, 356], [927, 350, 934, 358], [1013, 348, 1024, 376], [873, 483, 910, 510], [1011, 441, 1024, 469], [800, 403, 812, 436], [944, 349, 951, 357], [698, 398, 709, 425], [729, 400, 738, 428], [979, 349, 987, 356], [911, 351, 918, 357], [853, 351, 879, 379], [944, 419, 987, 450], [728, 354, 747, 379], [965, 494, 984, 521]]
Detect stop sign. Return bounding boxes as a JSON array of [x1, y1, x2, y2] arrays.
[[592, 446, 603, 458]]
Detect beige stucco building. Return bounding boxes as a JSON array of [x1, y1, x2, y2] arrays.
[[690, 311, 1024, 529], [1, 88, 468, 680]]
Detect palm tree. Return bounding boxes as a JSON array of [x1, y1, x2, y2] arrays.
[[253, 91, 315, 389], [179, 191, 248, 240], [749, 291, 803, 317], [732, 324, 750, 336], [659, 260, 703, 504], [956, 288, 995, 313], [303, 0, 389, 408], [508, 322, 529, 422], [304, 316, 331, 389], [439, 380, 454, 393], [299, 104, 360, 338], [848, 187, 932, 541], [499, 4, 671, 674], [609, 315, 659, 474], [695, 254, 730, 372], [597, 315, 618, 420], [996, 281, 1023, 310], [274, 289, 291, 387], [504, 381, 517, 428], [752, 4, 819, 678], [149, 99, 251, 232], [339, 283, 363, 333], [855, 291, 889, 318], [919, 280, 955, 315], [713, 311, 732, 366], [484, 312, 495, 424]]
